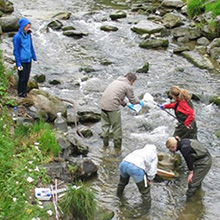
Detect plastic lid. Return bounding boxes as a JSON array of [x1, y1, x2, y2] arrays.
[[57, 112, 62, 116], [13, 107, 17, 110]]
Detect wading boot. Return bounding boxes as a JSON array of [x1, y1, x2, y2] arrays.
[[103, 137, 109, 147], [114, 139, 122, 149], [136, 180, 151, 207], [116, 175, 129, 197]]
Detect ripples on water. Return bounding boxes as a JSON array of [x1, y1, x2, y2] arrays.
[[2, 0, 220, 219]]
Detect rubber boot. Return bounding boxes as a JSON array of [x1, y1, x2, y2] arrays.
[[114, 139, 122, 149], [116, 175, 129, 197], [103, 137, 109, 147], [136, 180, 151, 207]]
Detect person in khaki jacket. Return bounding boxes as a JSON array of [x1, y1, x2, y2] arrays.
[[100, 73, 144, 148]]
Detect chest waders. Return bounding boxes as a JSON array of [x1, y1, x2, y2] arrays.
[[174, 101, 197, 139], [186, 140, 212, 198]]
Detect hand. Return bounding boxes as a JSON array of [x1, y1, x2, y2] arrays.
[[17, 66, 23, 71], [185, 123, 192, 129], [139, 100, 144, 107], [127, 103, 135, 110], [187, 171, 193, 183], [159, 104, 164, 110]]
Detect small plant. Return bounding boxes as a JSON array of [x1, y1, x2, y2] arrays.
[[208, 19, 217, 32], [14, 120, 61, 156], [60, 184, 96, 220]]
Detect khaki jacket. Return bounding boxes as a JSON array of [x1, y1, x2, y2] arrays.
[[100, 76, 139, 111]]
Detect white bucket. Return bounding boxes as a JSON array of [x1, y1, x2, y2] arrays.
[[35, 188, 52, 201]]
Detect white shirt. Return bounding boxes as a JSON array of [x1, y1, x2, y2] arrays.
[[123, 144, 158, 180]]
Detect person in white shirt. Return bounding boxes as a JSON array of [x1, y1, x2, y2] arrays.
[[117, 144, 158, 206]]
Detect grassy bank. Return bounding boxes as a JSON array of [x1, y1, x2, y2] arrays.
[[0, 51, 96, 219], [187, 0, 220, 18]]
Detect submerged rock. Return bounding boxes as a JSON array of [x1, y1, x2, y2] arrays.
[[47, 20, 63, 30], [100, 25, 118, 32], [63, 30, 89, 38]]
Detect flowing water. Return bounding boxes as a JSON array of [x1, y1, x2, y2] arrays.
[[2, 0, 220, 219]]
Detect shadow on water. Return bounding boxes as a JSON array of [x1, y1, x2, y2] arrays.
[[176, 189, 205, 220]]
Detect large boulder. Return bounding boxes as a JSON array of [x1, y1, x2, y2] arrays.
[[68, 157, 98, 180], [162, 13, 184, 28], [207, 38, 220, 60], [172, 27, 201, 40], [0, 0, 14, 13], [182, 51, 214, 70], [52, 11, 71, 20], [26, 89, 67, 121], [161, 0, 185, 8], [131, 20, 165, 35], [0, 16, 18, 32]]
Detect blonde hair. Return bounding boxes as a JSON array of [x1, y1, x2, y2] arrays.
[[169, 86, 191, 101], [166, 136, 180, 149]]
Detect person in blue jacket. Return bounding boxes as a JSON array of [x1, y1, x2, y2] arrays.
[[13, 18, 37, 97]]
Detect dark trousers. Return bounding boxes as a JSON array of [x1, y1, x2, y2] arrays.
[[17, 62, 32, 95]]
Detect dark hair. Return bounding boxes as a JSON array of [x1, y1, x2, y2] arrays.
[[125, 72, 137, 81]]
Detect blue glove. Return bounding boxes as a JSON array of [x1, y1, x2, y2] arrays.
[[139, 100, 144, 107], [159, 105, 165, 110], [127, 103, 135, 111]]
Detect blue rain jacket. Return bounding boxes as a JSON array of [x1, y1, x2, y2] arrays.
[[13, 18, 37, 67]]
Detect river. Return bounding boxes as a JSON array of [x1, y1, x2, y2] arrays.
[[1, 0, 220, 219]]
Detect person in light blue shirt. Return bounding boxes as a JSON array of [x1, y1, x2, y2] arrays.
[[13, 17, 37, 97]]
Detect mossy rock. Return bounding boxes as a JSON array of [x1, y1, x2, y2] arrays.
[[27, 80, 39, 92], [216, 131, 220, 139], [136, 62, 149, 73], [110, 11, 127, 20], [95, 206, 114, 220], [100, 25, 118, 32], [139, 38, 169, 49], [210, 96, 220, 106]]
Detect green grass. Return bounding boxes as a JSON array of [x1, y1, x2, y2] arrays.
[[0, 49, 57, 219], [187, 0, 220, 18], [0, 49, 97, 219], [205, 1, 220, 17], [60, 184, 96, 220], [187, 0, 205, 18]]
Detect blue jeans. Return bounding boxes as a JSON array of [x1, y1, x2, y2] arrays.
[[119, 161, 145, 183]]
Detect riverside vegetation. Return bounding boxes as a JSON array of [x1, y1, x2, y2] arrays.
[[187, 0, 220, 18], [0, 51, 96, 220]]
